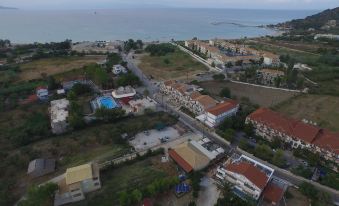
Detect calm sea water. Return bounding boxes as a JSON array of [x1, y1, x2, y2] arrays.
[[0, 8, 318, 43]]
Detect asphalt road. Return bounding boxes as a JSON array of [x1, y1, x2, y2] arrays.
[[122, 51, 339, 202]]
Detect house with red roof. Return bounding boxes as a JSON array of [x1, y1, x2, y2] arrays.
[[36, 86, 49, 101], [215, 155, 274, 200], [196, 100, 239, 127], [246, 108, 339, 163], [262, 181, 285, 206]]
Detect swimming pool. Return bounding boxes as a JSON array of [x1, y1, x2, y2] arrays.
[[98, 96, 119, 109]]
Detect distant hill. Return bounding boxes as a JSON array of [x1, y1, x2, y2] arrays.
[[0, 6, 17, 10], [276, 7, 339, 33]]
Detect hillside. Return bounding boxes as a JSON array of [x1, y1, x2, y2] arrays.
[[276, 7, 339, 33]]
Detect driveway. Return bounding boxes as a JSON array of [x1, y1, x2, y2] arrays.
[[197, 177, 220, 206]]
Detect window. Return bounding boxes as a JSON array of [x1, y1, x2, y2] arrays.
[[94, 182, 100, 186]]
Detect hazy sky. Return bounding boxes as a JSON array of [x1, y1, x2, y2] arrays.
[[2, 0, 338, 10]]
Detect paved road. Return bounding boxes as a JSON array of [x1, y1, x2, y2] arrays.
[[123, 50, 339, 201]]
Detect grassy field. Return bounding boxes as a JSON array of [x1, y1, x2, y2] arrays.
[[18, 56, 106, 81], [273, 94, 339, 132], [72, 156, 176, 206], [138, 49, 208, 81], [198, 80, 297, 107]]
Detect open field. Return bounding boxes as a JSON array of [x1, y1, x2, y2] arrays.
[[273, 94, 339, 132], [18, 55, 106, 81], [198, 80, 297, 107], [72, 155, 176, 206], [137, 49, 208, 81]]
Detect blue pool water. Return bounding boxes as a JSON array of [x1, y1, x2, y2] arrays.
[[98, 97, 118, 109]]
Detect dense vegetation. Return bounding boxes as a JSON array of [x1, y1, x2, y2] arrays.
[[145, 43, 176, 56], [275, 7, 339, 33], [124, 39, 143, 52], [18, 183, 58, 206]]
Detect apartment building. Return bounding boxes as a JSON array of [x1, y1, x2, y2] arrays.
[[54, 163, 101, 206], [196, 100, 239, 127], [216, 155, 274, 200], [246, 108, 339, 163], [160, 80, 217, 115]]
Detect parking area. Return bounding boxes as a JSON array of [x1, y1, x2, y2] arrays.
[[129, 127, 181, 151]]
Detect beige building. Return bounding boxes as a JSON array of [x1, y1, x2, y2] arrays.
[[54, 163, 101, 206], [169, 140, 217, 173], [159, 80, 217, 115]]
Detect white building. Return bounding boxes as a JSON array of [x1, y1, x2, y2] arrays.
[[112, 86, 136, 99], [54, 163, 101, 206], [112, 64, 128, 75], [196, 100, 239, 127], [216, 155, 274, 200], [262, 52, 280, 66], [50, 99, 70, 134], [36, 86, 49, 100]]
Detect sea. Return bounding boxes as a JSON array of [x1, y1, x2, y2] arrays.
[[0, 8, 319, 43]]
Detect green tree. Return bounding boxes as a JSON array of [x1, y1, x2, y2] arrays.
[[66, 90, 77, 101], [272, 149, 286, 167], [219, 87, 231, 98], [212, 74, 225, 81], [274, 76, 282, 88], [255, 144, 273, 161], [18, 183, 58, 206], [119, 191, 130, 206], [131, 189, 142, 204], [299, 182, 317, 198], [223, 128, 235, 143], [95, 108, 126, 122], [243, 122, 254, 137], [225, 62, 233, 68], [117, 73, 141, 86]]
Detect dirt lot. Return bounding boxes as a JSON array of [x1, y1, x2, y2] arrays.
[[286, 187, 310, 206], [274, 94, 339, 132], [137, 49, 208, 81], [198, 80, 297, 107], [18, 55, 106, 81]]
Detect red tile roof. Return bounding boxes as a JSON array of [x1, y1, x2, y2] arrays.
[[192, 95, 217, 110], [262, 182, 284, 204], [169, 149, 193, 173], [313, 130, 339, 155], [207, 100, 238, 116], [190, 91, 202, 99], [142, 198, 153, 206], [164, 80, 176, 86], [226, 162, 268, 190], [36, 86, 47, 91], [247, 108, 320, 144]]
